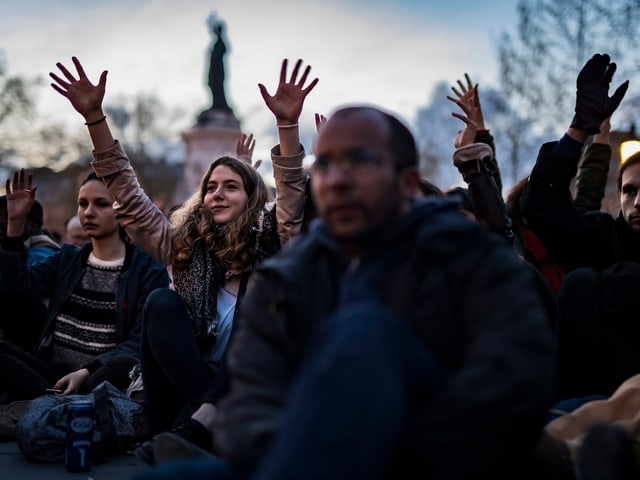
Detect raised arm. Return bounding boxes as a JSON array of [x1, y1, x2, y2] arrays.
[[448, 74, 502, 191], [259, 58, 318, 156], [1, 170, 58, 298], [5, 169, 36, 238], [574, 117, 612, 214], [50, 57, 173, 265], [521, 53, 629, 270], [448, 75, 513, 242], [259, 59, 318, 243], [49, 56, 114, 151]]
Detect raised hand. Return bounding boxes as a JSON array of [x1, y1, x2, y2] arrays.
[[571, 53, 629, 134], [447, 74, 484, 148], [5, 169, 36, 223], [49, 56, 107, 121], [448, 73, 485, 131], [315, 113, 327, 134], [236, 133, 262, 170], [258, 59, 319, 125]]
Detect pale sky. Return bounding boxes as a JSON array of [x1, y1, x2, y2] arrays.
[[1, 0, 519, 162]]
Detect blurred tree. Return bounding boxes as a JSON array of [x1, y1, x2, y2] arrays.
[[499, 0, 640, 136], [0, 50, 40, 172], [0, 53, 187, 229], [0, 51, 36, 126]]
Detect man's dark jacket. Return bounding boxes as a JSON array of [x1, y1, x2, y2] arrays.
[[214, 198, 556, 479], [521, 141, 640, 272]]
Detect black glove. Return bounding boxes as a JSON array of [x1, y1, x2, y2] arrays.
[[570, 53, 629, 135]]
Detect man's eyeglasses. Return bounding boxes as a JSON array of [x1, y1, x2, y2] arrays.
[[311, 149, 383, 175]]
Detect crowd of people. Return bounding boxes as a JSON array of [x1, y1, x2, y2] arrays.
[[0, 50, 639, 480]]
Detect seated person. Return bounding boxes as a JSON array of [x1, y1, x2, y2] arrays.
[[0, 169, 169, 402]]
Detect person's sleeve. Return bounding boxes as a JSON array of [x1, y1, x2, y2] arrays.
[[474, 130, 503, 193], [271, 144, 307, 245], [412, 240, 557, 478], [0, 238, 59, 297], [92, 141, 174, 266], [454, 143, 514, 242], [574, 142, 611, 214], [520, 139, 611, 270]]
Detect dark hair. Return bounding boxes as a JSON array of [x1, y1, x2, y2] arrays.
[[444, 186, 475, 213], [331, 106, 418, 170], [617, 152, 640, 192], [504, 176, 530, 231], [78, 170, 129, 243], [81, 171, 101, 186]]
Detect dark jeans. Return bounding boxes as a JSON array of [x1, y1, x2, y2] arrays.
[[141, 288, 210, 433], [0, 340, 137, 401], [136, 302, 446, 480], [557, 265, 640, 399]]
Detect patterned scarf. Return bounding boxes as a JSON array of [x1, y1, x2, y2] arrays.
[[172, 207, 279, 339]]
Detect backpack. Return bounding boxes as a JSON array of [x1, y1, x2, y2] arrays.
[[16, 380, 151, 463]]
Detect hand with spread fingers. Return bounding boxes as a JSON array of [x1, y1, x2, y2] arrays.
[[258, 58, 319, 125], [236, 133, 262, 170], [49, 56, 107, 123], [447, 73, 484, 148], [5, 169, 36, 236]]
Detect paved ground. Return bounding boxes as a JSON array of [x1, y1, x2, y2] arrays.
[[0, 440, 148, 480]]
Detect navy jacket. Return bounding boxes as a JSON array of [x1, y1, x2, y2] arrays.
[[0, 237, 169, 370]]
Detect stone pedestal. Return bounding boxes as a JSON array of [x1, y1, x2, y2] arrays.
[[174, 109, 242, 205]]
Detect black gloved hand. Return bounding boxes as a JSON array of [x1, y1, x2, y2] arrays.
[[570, 53, 629, 135]]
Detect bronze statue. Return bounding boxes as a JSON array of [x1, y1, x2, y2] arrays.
[[207, 14, 232, 112]]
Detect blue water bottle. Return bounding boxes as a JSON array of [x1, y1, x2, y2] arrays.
[[65, 400, 94, 472]]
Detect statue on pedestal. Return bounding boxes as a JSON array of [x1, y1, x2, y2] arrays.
[[197, 13, 239, 127], [208, 16, 231, 112]]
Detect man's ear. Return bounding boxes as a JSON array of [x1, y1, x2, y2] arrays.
[[399, 167, 421, 202]]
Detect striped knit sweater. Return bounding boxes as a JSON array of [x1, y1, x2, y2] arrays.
[[50, 253, 123, 370]]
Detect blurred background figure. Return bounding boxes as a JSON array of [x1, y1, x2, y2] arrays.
[[63, 214, 88, 246]]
